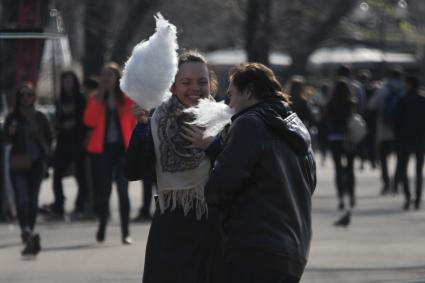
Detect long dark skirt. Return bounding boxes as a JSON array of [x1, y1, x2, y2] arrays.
[[143, 200, 223, 283]]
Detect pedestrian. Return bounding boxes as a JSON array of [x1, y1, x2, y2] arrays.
[[183, 63, 316, 283], [47, 71, 88, 220], [125, 50, 223, 283], [326, 79, 358, 210], [4, 82, 53, 256], [368, 67, 404, 194], [393, 75, 425, 210], [285, 75, 315, 129], [83, 62, 136, 244]]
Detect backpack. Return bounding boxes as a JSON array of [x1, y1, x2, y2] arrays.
[[382, 85, 400, 127]]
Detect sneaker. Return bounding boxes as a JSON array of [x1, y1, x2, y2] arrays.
[[21, 234, 41, 257], [122, 236, 133, 245], [96, 225, 106, 243]]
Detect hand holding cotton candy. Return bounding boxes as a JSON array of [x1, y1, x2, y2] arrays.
[[120, 13, 178, 110]]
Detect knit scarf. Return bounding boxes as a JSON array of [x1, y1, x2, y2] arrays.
[[151, 95, 210, 219]]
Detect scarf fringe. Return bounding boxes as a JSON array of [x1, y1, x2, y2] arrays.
[[157, 185, 208, 220]]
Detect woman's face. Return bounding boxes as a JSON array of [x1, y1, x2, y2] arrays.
[[227, 80, 251, 113], [20, 87, 36, 107], [62, 75, 75, 93], [172, 62, 210, 107], [100, 67, 118, 91]]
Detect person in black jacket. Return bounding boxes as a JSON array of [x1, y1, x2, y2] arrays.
[[184, 63, 316, 283], [47, 71, 88, 219], [393, 76, 425, 210], [4, 83, 53, 257]]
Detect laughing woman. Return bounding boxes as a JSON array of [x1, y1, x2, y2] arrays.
[[125, 50, 223, 283]]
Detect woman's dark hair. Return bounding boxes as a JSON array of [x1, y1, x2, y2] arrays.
[[327, 79, 356, 118], [177, 49, 218, 96], [102, 62, 125, 104], [13, 82, 36, 115], [286, 75, 305, 101], [229, 63, 290, 103], [60, 70, 83, 101]]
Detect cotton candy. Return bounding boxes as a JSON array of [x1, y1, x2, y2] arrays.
[[184, 98, 235, 138], [120, 13, 178, 110]]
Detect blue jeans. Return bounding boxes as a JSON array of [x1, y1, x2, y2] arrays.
[[11, 160, 44, 232], [91, 143, 130, 237]]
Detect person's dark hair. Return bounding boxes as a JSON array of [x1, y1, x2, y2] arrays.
[[13, 82, 36, 115], [229, 63, 290, 103], [389, 66, 403, 79], [103, 62, 125, 104], [177, 49, 218, 95], [357, 69, 371, 83], [60, 70, 82, 101], [405, 75, 420, 92], [337, 64, 352, 78], [327, 79, 356, 118], [286, 75, 305, 101]]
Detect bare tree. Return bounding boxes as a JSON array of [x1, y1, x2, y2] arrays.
[[245, 0, 272, 65]]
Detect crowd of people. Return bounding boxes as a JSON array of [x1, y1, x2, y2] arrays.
[[0, 49, 424, 282]]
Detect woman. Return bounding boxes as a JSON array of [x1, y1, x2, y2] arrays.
[[184, 63, 316, 283], [124, 50, 223, 283], [4, 83, 53, 256], [326, 79, 357, 210], [83, 62, 136, 244], [285, 75, 315, 128], [50, 71, 88, 219]]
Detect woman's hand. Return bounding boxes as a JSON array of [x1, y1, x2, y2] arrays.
[[131, 103, 150, 124], [181, 124, 214, 150]]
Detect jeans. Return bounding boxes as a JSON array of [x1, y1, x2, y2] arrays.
[[91, 143, 130, 237], [52, 148, 87, 214], [10, 160, 44, 232], [329, 141, 355, 204], [395, 145, 424, 203]]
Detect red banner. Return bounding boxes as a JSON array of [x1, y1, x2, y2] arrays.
[[15, 0, 44, 87]]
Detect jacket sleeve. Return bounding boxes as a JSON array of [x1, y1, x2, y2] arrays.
[[124, 121, 156, 182], [83, 96, 103, 128], [205, 116, 263, 207]]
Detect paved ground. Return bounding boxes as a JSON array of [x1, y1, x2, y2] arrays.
[[1, 156, 425, 283]]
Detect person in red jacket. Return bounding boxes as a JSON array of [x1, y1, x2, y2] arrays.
[[84, 62, 136, 245]]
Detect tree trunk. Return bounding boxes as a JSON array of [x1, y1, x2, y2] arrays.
[[83, 0, 112, 77], [287, 0, 357, 76], [245, 0, 272, 65]]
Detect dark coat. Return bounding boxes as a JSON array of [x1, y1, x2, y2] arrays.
[[394, 90, 425, 150], [205, 98, 316, 279], [4, 110, 53, 159]]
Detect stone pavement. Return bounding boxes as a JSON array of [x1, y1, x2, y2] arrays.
[[1, 156, 425, 283]]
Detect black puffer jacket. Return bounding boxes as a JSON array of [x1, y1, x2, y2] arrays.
[[205, 98, 316, 278]]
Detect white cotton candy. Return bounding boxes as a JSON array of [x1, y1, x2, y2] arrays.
[[120, 13, 178, 110], [184, 99, 235, 138]]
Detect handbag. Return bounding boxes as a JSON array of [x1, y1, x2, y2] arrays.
[[9, 153, 32, 171], [347, 113, 367, 145]]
